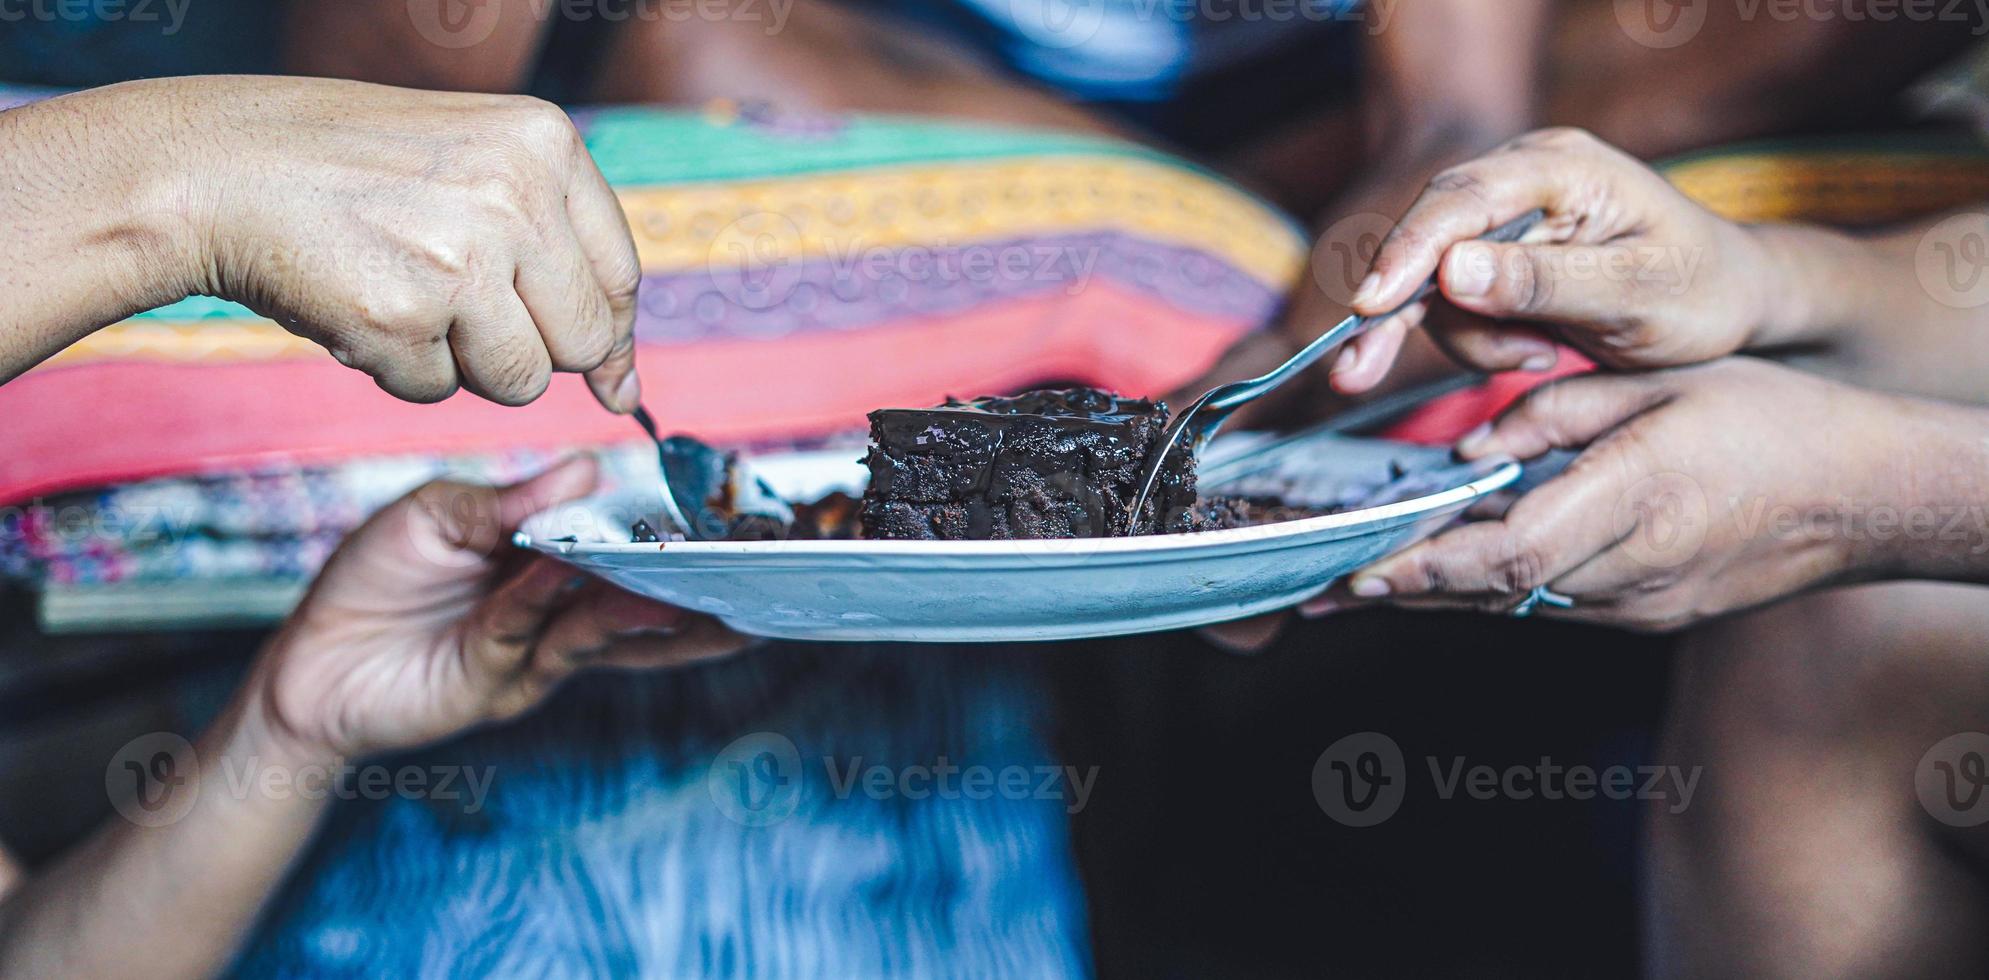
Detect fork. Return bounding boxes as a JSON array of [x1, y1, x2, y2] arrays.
[[1125, 208, 1545, 534]]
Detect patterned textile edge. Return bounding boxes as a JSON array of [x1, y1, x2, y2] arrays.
[[1657, 132, 1989, 226], [118, 152, 1302, 328], [581, 104, 1167, 186], [0, 281, 1254, 504]]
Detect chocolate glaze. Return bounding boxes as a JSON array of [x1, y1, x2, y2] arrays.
[[860, 388, 1201, 540]]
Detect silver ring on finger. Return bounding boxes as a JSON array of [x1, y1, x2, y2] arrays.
[[1509, 586, 1576, 619]]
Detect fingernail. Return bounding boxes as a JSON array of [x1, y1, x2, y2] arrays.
[[1351, 272, 1382, 308], [1350, 575, 1391, 598], [615, 372, 642, 414], [1455, 422, 1493, 457], [1445, 244, 1496, 298], [1331, 345, 1360, 376], [1299, 598, 1342, 619], [1519, 352, 1557, 373]]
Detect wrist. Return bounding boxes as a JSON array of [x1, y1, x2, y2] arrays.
[[29, 81, 213, 313], [1740, 222, 1880, 353], [1848, 396, 1989, 584]]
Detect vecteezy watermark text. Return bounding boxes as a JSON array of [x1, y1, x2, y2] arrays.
[[706, 732, 1099, 826], [407, 0, 795, 49], [1312, 732, 1701, 828], [107, 732, 497, 826], [0, 0, 189, 34]]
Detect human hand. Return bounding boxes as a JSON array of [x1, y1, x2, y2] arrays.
[[1330, 128, 1779, 394], [245, 457, 745, 761], [166, 76, 644, 412], [1319, 359, 1909, 632]]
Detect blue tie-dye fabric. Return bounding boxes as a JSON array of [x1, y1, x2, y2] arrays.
[[227, 645, 1092, 979]]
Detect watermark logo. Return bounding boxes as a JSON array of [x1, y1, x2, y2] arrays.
[[408, 481, 512, 569], [708, 731, 804, 827], [1312, 731, 1406, 827], [1310, 211, 1394, 309], [107, 733, 499, 826], [1000, 0, 1110, 50], [1916, 213, 1989, 309], [1917, 732, 1989, 828], [1615, 471, 1710, 570], [406, 0, 505, 48], [1313, 731, 1702, 827], [107, 732, 199, 828], [1615, 0, 1708, 48]]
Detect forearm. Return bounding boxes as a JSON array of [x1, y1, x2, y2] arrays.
[[1854, 395, 1989, 585], [1746, 216, 1989, 404], [0, 687, 330, 978], [1363, 0, 1549, 154], [0, 81, 204, 383]]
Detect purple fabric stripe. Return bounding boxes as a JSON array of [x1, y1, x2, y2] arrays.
[[0, 87, 55, 111], [635, 231, 1284, 344]]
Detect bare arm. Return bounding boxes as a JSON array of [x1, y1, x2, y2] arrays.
[[0, 461, 743, 977], [0, 86, 204, 385], [1750, 217, 1989, 404], [0, 700, 331, 978]]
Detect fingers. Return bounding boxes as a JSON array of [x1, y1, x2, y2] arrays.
[[514, 220, 618, 394], [1454, 372, 1670, 461], [494, 454, 600, 531], [1349, 376, 1676, 600], [463, 555, 582, 678], [563, 149, 644, 414], [1439, 241, 1655, 331], [1197, 612, 1291, 654], [1327, 302, 1424, 395], [450, 291, 555, 407], [1420, 304, 1560, 377], [586, 615, 749, 671], [1355, 163, 1561, 316], [393, 456, 598, 572], [530, 582, 687, 676], [361, 325, 461, 405], [1355, 128, 1640, 318]]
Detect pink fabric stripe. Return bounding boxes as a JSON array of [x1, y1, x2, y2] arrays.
[[0, 285, 1253, 503]]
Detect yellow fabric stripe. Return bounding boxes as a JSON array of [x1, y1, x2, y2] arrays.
[[619, 157, 1307, 286], [1667, 153, 1989, 225], [40, 320, 316, 368]]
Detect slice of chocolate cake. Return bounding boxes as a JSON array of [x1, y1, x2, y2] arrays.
[[860, 388, 1200, 540]]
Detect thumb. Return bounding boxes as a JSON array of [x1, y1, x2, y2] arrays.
[[1441, 241, 1647, 332], [396, 455, 600, 573]]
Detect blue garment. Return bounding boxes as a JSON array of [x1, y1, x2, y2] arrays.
[[228, 645, 1093, 978], [0, 2, 279, 87]]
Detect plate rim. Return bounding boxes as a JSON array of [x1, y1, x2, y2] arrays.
[[518, 458, 1521, 559]]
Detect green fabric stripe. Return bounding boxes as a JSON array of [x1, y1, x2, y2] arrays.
[[581, 109, 1174, 186], [135, 296, 257, 320]]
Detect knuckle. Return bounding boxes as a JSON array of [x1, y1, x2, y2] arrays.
[[469, 167, 543, 225], [415, 236, 476, 279], [506, 96, 581, 151], [356, 289, 437, 334], [1427, 166, 1493, 206], [471, 350, 553, 406], [1492, 538, 1551, 595], [1535, 126, 1598, 150], [1504, 251, 1553, 315]]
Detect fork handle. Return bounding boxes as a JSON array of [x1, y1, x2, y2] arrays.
[[1217, 209, 1545, 413]]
